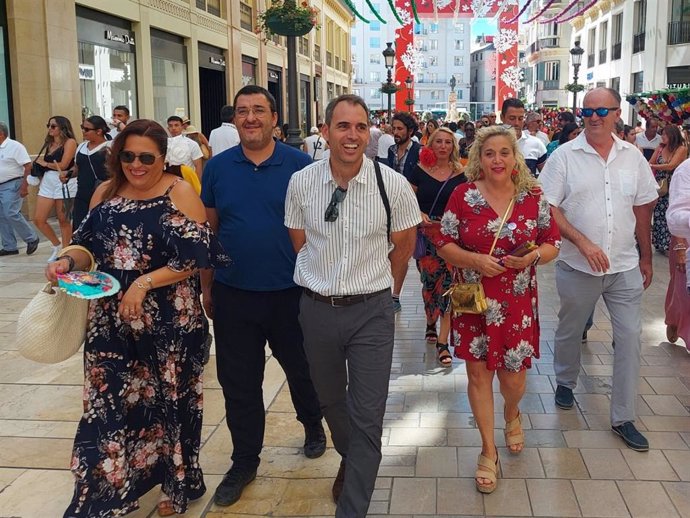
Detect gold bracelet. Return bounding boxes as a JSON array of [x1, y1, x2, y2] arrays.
[[672, 245, 688, 251], [134, 276, 154, 291]]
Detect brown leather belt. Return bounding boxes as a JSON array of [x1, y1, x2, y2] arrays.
[[303, 288, 389, 307]]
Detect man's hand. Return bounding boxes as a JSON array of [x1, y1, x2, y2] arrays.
[[19, 180, 28, 198], [202, 287, 213, 319], [639, 258, 653, 289], [577, 240, 610, 273]]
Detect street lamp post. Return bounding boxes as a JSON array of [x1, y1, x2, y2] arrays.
[[570, 41, 584, 113], [405, 76, 413, 112], [284, 0, 303, 149], [383, 42, 395, 122]]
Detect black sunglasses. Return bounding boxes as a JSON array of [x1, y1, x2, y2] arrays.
[[118, 151, 163, 165], [581, 107, 618, 118], [46, 124, 59, 129], [324, 187, 348, 222], [80, 126, 95, 132]]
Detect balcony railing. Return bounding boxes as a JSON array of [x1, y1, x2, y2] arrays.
[[587, 54, 595, 68], [527, 37, 560, 55], [633, 31, 645, 53], [611, 42, 621, 60], [599, 49, 607, 64], [668, 21, 690, 45], [543, 79, 560, 90]]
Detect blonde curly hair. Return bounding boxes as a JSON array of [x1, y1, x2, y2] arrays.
[[426, 127, 463, 174], [463, 125, 539, 194]]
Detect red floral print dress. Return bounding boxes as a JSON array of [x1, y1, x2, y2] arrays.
[[432, 183, 561, 372]]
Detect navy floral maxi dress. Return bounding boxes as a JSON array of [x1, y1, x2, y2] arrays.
[[64, 183, 228, 518], [432, 183, 561, 372]]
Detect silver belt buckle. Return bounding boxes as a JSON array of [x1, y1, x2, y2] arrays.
[[330, 296, 344, 308]]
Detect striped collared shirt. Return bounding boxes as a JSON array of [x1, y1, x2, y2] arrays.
[[285, 157, 421, 296]]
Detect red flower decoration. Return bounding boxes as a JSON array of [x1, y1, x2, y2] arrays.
[[419, 147, 438, 168]]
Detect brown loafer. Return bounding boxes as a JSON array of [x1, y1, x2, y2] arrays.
[[332, 459, 346, 504]]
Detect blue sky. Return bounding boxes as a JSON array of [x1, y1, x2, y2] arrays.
[[470, 17, 498, 39]]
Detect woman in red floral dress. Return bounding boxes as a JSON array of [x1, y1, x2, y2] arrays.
[[432, 125, 561, 494]]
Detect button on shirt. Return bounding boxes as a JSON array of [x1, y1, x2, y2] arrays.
[[285, 157, 422, 296], [540, 132, 659, 275], [201, 141, 312, 291], [209, 123, 240, 155], [166, 135, 203, 168], [0, 138, 31, 183]]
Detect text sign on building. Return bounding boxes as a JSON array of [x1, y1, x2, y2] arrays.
[[104, 30, 135, 46], [209, 56, 225, 67], [79, 64, 95, 81]]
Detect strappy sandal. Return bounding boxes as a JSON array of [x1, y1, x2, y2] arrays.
[[475, 450, 499, 494], [436, 343, 452, 366], [504, 409, 525, 455], [157, 496, 175, 517], [425, 323, 438, 344]]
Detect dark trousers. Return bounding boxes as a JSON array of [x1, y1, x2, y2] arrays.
[[212, 282, 323, 471], [299, 290, 394, 518]]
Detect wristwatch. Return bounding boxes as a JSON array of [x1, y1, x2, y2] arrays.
[[531, 250, 541, 267]]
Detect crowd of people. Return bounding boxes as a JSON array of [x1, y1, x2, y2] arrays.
[[1, 84, 689, 518]]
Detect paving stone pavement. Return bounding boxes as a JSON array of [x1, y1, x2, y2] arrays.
[[1, 240, 689, 517]]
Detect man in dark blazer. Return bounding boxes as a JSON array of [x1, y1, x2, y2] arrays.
[[387, 112, 420, 181]]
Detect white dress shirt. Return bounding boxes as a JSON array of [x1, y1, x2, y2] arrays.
[[209, 123, 240, 155], [0, 138, 31, 183], [285, 157, 421, 296], [303, 134, 327, 160], [377, 134, 395, 159], [635, 131, 661, 152], [166, 135, 203, 168], [540, 132, 659, 275], [667, 157, 690, 240]]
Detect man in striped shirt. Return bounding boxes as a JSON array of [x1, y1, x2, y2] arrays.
[[285, 94, 421, 518]]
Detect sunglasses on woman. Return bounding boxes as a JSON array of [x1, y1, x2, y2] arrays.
[[581, 107, 618, 118], [46, 124, 59, 129], [118, 151, 164, 165], [80, 126, 95, 132], [324, 187, 348, 222]]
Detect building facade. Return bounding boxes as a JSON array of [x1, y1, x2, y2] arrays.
[[3, 0, 353, 152], [522, 0, 574, 109], [470, 37, 496, 119], [350, 1, 471, 117]]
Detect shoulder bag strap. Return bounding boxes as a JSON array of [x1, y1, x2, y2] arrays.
[[427, 173, 453, 218], [374, 160, 391, 242], [32, 141, 48, 165], [312, 136, 321, 159], [488, 197, 515, 257]]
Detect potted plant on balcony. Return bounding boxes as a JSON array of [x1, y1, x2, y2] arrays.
[[257, 1, 320, 38]]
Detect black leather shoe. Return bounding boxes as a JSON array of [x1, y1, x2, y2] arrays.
[[26, 238, 39, 255], [0, 249, 19, 256], [213, 467, 257, 507], [612, 422, 649, 452], [555, 385, 574, 409], [332, 459, 346, 504], [304, 422, 327, 459]]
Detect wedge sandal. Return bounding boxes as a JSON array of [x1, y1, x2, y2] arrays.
[[475, 451, 499, 494], [504, 409, 525, 455]]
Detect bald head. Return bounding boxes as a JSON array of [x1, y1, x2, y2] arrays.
[[583, 87, 621, 108]]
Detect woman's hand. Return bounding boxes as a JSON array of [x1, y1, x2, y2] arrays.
[[502, 250, 537, 270], [45, 258, 70, 282], [674, 248, 687, 273], [35, 158, 47, 168], [118, 284, 148, 321], [472, 253, 507, 278], [420, 212, 432, 225]]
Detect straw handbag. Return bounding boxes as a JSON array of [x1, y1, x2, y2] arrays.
[[17, 246, 95, 364]]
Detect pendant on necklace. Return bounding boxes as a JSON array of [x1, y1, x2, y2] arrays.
[[507, 222, 517, 231]]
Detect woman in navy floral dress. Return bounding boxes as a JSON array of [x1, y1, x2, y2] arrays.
[[431, 126, 560, 495], [46, 120, 228, 517]]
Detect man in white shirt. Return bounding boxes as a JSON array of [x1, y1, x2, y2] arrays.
[[108, 105, 130, 139], [365, 121, 381, 159], [376, 124, 395, 165], [302, 124, 328, 160], [667, 157, 690, 240], [209, 105, 240, 155], [285, 95, 420, 518], [635, 117, 661, 160], [540, 87, 658, 452], [501, 99, 547, 176], [166, 115, 203, 176], [525, 111, 550, 146], [0, 122, 39, 256]]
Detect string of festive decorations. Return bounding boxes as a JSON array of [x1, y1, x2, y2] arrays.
[[505, 0, 533, 23], [386, 0, 405, 25], [540, 0, 588, 23], [365, 0, 387, 23], [627, 88, 690, 125], [524, 0, 558, 23], [341, 0, 370, 23], [543, 0, 598, 23], [410, 0, 421, 23]]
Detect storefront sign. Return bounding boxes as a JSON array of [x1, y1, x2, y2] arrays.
[[667, 83, 690, 89], [79, 64, 95, 80], [209, 56, 225, 67], [104, 30, 135, 46]]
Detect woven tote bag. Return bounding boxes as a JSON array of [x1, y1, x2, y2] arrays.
[[17, 283, 89, 363]]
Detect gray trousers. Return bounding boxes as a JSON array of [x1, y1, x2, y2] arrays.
[[553, 261, 644, 426], [299, 290, 394, 518]]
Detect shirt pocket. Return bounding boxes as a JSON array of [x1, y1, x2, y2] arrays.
[[617, 169, 637, 197]]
